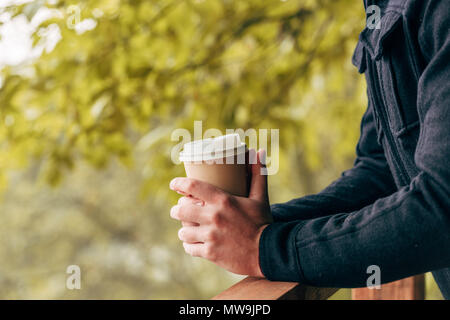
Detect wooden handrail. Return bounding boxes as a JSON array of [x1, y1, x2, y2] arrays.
[[212, 277, 339, 300], [352, 275, 425, 300]]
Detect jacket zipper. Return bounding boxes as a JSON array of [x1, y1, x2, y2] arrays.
[[368, 61, 409, 185]]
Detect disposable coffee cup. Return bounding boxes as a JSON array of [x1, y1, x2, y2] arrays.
[[179, 134, 248, 197]]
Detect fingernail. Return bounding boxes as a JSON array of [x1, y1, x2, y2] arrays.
[[169, 178, 178, 190], [169, 205, 176, 218]]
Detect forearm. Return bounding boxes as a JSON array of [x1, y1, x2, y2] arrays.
[[261, 172, 450, 287]]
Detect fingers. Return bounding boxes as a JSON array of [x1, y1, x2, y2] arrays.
[[179, 227, 217, 260], [170, 203, 208, 224], [178, 196, 205, 206], [178, 226, 212, 243], [248, 149, 269, 202], [182, 242, 205, 257], [176, 197, 204, 226], [182, 242, 215, 260], [170, 177, 224, 203]]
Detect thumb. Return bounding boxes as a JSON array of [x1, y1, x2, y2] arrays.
[[249, 149, 268, 202]]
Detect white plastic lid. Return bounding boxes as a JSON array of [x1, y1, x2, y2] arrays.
[[179, 133, 247, 162]]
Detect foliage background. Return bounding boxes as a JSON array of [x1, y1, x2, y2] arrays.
[[0, 0, 442, 299]]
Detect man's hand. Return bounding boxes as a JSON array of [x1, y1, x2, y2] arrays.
[[169, 149, 272, 277]]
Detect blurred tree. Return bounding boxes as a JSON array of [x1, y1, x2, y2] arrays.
[[2, 0, 440, 300], [0, 0, 366, 196]]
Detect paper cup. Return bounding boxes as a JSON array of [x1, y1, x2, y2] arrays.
[[179, 134, 248, 197]]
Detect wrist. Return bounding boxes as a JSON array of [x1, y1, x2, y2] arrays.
[[253, 224, 269, 278]]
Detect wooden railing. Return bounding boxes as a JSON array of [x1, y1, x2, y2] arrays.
[[213, 275, 425, 300], [213, 277, 338, 300], [352, 275, 425, 300]]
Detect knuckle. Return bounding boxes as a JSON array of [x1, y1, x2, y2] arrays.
[[210, 210, 222, 226], [218, 194, 231, 207], [186, 179, 197, 192], [205, 229, 217, 242]]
